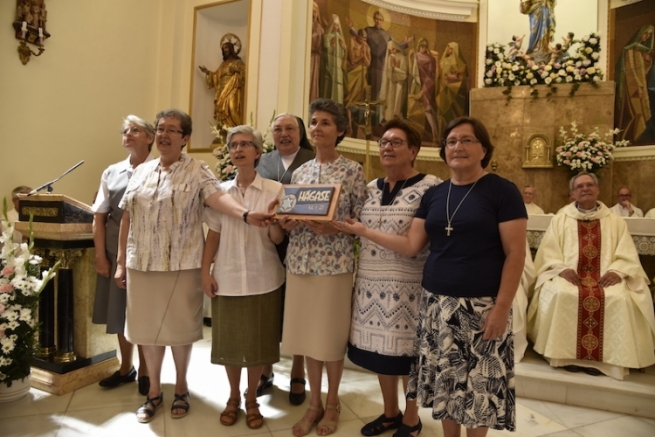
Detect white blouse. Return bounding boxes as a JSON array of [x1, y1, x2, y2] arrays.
[[204, 173, 285, 296]]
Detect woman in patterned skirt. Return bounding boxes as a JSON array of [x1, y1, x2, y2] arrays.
[[335, 117, 527, 437], [348, 119, 441, 437]]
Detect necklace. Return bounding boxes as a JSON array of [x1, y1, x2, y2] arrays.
[[378, 178, 409, 227], [445, 179, 479, 236]]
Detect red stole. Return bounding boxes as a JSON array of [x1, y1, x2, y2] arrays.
[[576, 220, 605, 362]]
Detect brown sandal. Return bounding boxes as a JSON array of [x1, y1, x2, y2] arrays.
[[245, 400, 264, 429], [219, 398, 240, 426], [317, 403, 340, 436], [292, 404, 324, 437]]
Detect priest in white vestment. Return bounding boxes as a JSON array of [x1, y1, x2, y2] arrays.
[[528, 173, 655, 380], [513, 240, 536, 362], [522, 185, 545, 215]]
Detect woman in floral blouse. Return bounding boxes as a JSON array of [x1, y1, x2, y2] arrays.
[[280, 98, 367, 436]]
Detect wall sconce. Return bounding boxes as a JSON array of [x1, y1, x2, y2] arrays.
[[12, 0, 50, 65], [490, 160, 498, 172]]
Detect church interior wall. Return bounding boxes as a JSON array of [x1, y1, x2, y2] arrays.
[[2, 0, 653, 216]]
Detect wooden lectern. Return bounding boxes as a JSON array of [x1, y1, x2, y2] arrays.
[[14, 194, 119, 395]]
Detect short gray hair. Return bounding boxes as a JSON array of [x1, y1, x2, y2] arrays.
[[12, 186, 32, 199], [226, 125, 264, 167], [271, 112, 299, 129], [123, 115, 155, 150], [569, 172, 599, 192]]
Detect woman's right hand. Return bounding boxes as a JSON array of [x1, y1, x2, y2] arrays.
[[202, 274, 218, 298], [96, 256, 111, 278], [114, 264, 127, 289], [332, 218, 366, 236], [278, 215, 301, 232]]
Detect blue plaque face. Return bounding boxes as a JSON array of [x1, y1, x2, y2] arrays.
[[277, 186, 335, 216]]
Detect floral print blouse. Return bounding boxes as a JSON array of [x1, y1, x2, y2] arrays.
[[286, 155, 367, 276]]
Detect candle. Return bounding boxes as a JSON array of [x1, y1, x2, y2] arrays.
[[21, 21, 27, 31], [38, 28, 43, 37]]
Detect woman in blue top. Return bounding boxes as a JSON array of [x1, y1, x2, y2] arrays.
[[334, 116, 527, 437]]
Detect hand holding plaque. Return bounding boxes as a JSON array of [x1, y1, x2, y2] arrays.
[[274, 184, 342, 222]]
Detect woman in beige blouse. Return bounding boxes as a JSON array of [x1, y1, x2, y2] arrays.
[[114, 109, 274, 424]]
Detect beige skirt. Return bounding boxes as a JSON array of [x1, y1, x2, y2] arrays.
[[125, 269, 203, 346], [281, 272, 353, 362]]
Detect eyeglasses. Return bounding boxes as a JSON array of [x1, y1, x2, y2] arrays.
[[227, 140, 254, 151], [155, 127, 184, 136], [443, 138, 480, 148], [121, 127, 143, 136], [378, 138, 408, 148]]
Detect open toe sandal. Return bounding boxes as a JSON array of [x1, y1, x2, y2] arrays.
[[219, 398, 241, 426], [292, 404, 324, 437], [136, 392, 163, 424], [245, 400, 264, 429], [171, 391, 190, 419], [317, 403, 340, 435]]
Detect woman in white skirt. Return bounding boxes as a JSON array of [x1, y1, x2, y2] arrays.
[[280, 98, 367, 436], [114, 109, 275, 424]]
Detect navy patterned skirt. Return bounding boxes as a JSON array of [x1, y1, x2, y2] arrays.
[[406, 291, 516, 431]]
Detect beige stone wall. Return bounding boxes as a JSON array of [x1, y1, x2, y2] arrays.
[[470, 82, 616, 214]]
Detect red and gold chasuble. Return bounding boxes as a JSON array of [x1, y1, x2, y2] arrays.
[[576, 220, 605, 361]]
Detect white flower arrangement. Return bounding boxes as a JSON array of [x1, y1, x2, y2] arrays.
[[484, 33, 604, 100], [211, 112, 276, 181], [555, 122, 629, 173], [0, 201, 58, 386]]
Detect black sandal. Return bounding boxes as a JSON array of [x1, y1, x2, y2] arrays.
[[289, 377, 306, 405], [171, 392, 190, 419], [361, 411, 403, 436], [392, 419, 422, 437], [136, 392, 163, 424]]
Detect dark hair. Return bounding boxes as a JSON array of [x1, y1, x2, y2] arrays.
[[439, 116, 494, 169], [295, 116, 314, 151], [382, 118, 421, 165], [373, 11, 382, 20], [308, 98, 349, 145], [154, 109, 192, 138]]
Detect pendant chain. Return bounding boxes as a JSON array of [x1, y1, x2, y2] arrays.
[[445, 179, 479, 236]]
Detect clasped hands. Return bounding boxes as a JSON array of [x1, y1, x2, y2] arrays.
[[559, 269, 621, 288]]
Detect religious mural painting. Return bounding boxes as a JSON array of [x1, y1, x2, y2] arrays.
[[310, 0, 477, 146], [611, 1, 655, 146]]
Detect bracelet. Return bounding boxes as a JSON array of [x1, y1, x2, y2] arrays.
[[242, 210, 250, 223]]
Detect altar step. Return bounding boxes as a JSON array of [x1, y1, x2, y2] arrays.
[[516, 348, 655, 419]]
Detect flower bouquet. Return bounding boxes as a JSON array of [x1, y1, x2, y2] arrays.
[[211, 112, 276, 181], [0, 200, 58, 386], [484, 33, 604, 99], [555, 122, 629, 174]]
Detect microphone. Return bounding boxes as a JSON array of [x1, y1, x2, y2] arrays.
[[28, 160, 85, 195]]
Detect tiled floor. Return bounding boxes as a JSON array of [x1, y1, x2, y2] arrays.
[[1, 327, 654, 437]]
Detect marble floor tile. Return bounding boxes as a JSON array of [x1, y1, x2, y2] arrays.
[[573, 416, 655, 437], [0, 412, 62, 437], [7, 340, 654, 437], [517, 398, 624, 429]]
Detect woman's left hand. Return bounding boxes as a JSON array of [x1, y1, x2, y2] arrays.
[[482, 305, 510, 340], [305, 220, 339, 235]]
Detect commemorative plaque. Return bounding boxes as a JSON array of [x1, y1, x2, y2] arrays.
[[275, 184, 342, 221]]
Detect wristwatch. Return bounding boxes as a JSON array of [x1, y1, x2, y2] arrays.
[[243, 210, 250, 223]]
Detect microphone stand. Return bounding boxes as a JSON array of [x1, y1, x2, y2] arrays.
[[28, 160, 85, 195]]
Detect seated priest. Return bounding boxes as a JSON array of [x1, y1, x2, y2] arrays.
[[527, 172, 655, 379], [513, 240, 536, 363]]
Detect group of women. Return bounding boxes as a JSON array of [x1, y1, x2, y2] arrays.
[[93, 98, 526, 437]]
